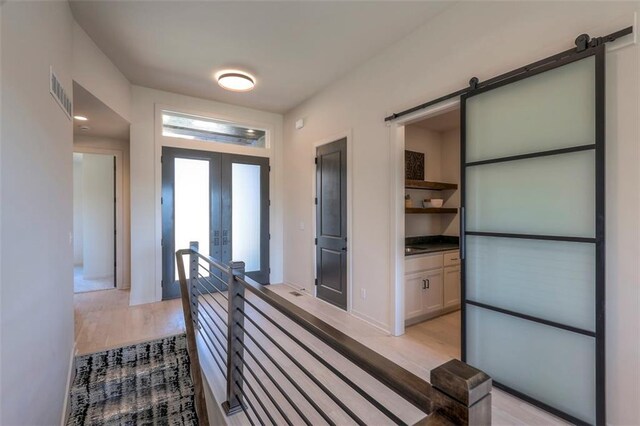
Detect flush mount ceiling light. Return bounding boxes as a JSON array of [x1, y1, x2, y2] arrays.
[[74, 115, 88, 121], [217, 71, 255, 92]]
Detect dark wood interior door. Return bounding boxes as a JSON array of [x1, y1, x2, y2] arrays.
[[316, 138, 347, 310]]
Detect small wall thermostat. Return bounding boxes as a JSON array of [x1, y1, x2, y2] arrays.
[[295, 118, 304, 130]]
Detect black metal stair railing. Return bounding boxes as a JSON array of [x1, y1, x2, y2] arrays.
[[176, 241, 493, 426]]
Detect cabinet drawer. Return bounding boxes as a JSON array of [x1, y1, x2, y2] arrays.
[[443, 251, 461, 267], [406, 253, 443, 274]]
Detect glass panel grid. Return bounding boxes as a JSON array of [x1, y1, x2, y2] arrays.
[[466, 304, 596, 424], [465, 150, 595, 238], [162, 110, 266, 148], [465, 235, 595, 331], [465, 56, 595, 163], [462, 50, 602, 424]]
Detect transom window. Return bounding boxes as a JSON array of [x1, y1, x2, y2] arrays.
[[162, 111, 266, 148]]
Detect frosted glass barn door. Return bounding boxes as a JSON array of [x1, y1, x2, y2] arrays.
[[462, 45, 604, 425]]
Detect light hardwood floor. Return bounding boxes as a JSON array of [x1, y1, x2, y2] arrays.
[[74, 266, 115, 293], [266, 284, 569, 426], [74, 289, 185, 355], [73, 284, 568, 425]]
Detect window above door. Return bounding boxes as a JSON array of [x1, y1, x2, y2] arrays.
[[162, 110, 267, 148]]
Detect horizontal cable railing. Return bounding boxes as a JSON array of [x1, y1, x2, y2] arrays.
[[177, 241, 493, 425]]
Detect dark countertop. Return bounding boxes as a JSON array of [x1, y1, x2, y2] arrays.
[[405, 235, 460, 257], [405, 244, 459, 256]]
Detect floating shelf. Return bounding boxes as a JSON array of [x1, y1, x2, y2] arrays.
[[406, 207, 458, 214], [405, 180, 458, 191]]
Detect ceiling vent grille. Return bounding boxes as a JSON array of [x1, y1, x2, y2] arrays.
[[49, 66, 72, 119]]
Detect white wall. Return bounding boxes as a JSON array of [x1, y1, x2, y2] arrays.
[[81, 153, 115, 279], [72, 21, 131, 122], [73, 154, 84, 265], [0, 1, 75, 424], [130, 86, 284, 305], [441, 128, 460, 236], [75, 135, 131, 288], [283, 2, 639, 423], [405, 126, 443, 237]]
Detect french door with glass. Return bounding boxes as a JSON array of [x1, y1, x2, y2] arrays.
[[461, 45, 604, 425], [161, 147, 269, 299]]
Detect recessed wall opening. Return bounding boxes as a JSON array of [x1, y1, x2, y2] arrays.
[[402, 106, 461, 359], [73, 152, 116, 292], [72, 81, 131, 295]]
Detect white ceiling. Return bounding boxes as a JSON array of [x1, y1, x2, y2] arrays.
[[69, 1, 452, 113], [412, 109, 460, 132], [73, 82, 130, 140]]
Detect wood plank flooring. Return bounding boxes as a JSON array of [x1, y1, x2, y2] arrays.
[[74, 289, 184, 355], [266, 285, 569, 426], [74, 284, 569, 425]]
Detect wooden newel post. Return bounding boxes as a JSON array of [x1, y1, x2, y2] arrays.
[[189, 241, 199, 329], [430, 359, 492, 425], [222, 260, 246, 415]]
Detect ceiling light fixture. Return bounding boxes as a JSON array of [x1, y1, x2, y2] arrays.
[[246, 129, 255, 134], [74, 115, 88, 121], [217, 71, 255, 92]]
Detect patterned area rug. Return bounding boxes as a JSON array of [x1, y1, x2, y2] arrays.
[[67, 334, 199, 425]]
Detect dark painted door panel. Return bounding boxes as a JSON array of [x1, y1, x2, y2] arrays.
[[316, 138, 347, 310]]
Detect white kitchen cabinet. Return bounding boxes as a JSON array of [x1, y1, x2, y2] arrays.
[[404, 269, 444, 320], [443, 265, 461, 308], [404, 250, 460, 323], [405, 272, 427, 319], [423, 269, 444, 314]]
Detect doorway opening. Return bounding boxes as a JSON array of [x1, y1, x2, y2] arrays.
[[402, 106, 461, 359], [73, 152, 116, 293]]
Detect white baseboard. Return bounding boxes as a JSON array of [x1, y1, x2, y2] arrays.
[[60, 342, 77, 426], [351, 308, 391, 334], [284, 280, 391, 335]]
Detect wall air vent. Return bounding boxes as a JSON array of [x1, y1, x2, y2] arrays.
[[49, 66, 72, 119]]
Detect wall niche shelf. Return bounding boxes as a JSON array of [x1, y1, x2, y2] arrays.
[[406, 207, 458, 214], [405, 180, 458, 191]]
